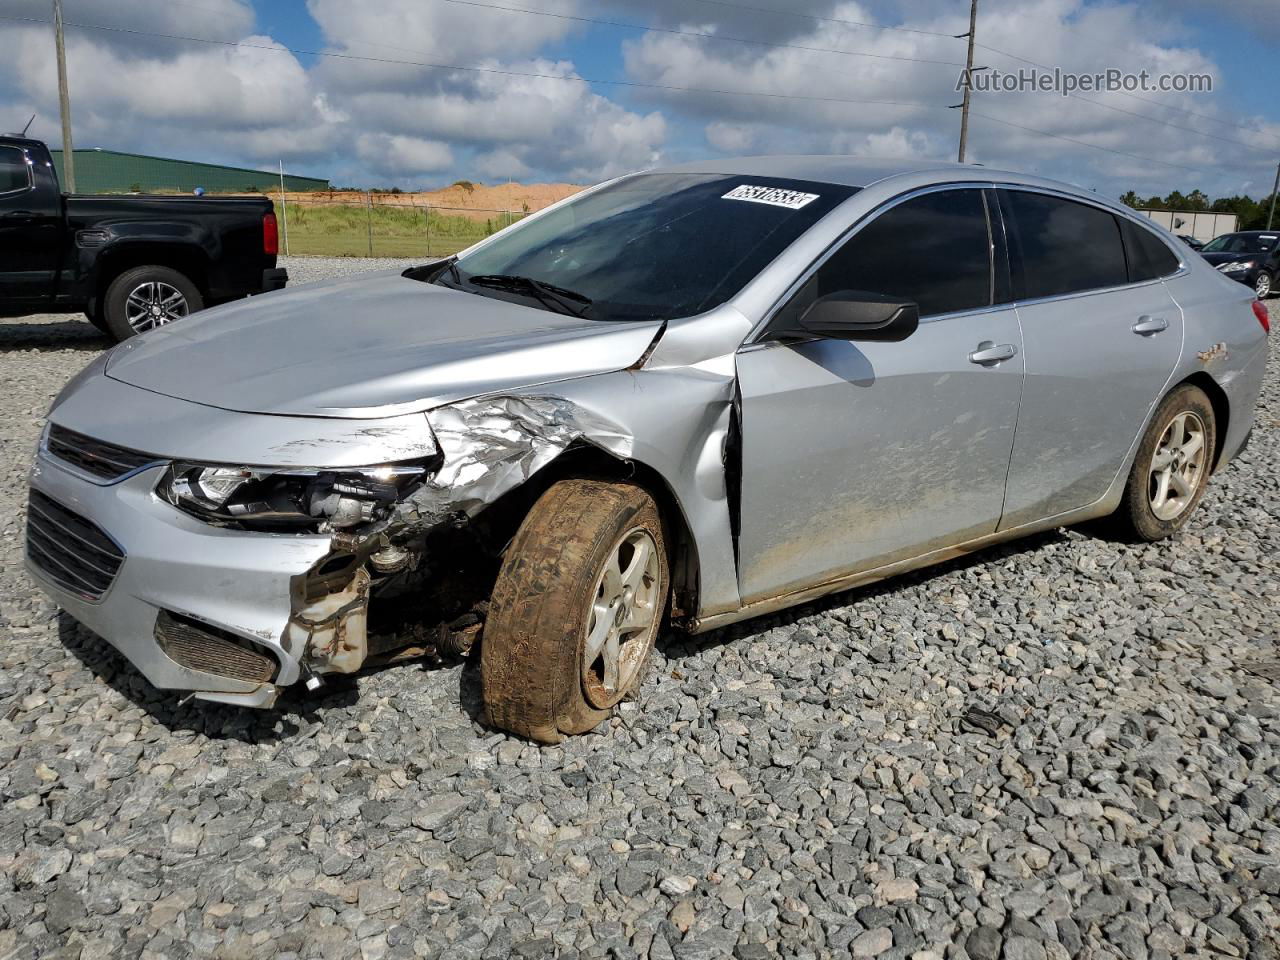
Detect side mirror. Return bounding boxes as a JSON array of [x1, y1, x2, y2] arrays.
[[795, 291, 920, 342]]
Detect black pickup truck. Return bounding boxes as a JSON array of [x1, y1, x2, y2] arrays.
[[0, 136, 286, 341]]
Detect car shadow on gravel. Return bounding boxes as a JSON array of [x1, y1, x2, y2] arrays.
[[56, 612, 361, 742], [54, 529, 1066, 740], [661, 528, 1066, 662], [0, 319, 110, 351]]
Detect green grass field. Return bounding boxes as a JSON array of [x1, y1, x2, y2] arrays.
[[278, 202, 524, 258]]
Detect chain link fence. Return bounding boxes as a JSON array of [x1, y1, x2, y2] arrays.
[[275, 193, 527, 258]]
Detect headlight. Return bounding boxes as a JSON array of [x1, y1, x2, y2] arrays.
[[159, 461, 430, 531], [1220, 260, 1255, 273]]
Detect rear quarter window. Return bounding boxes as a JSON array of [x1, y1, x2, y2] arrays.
[[1121, 218, 1182, 282], [1001, 189, 1128, 300]]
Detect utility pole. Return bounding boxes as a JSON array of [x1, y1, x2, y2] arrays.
[[956, 0, 979, 164], [53, 0, 75, 192], [278, 160, 290, 256], [1268, 161, 1280, 231]]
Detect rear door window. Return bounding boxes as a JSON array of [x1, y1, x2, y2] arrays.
[[779, 188, 993, 322], [1121, 218, 1181, 282], [0, 146, 30, 194], [1000, 190, 1128, 299]]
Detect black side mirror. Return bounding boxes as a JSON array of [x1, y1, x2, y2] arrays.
[[791, 290, 920, 342]]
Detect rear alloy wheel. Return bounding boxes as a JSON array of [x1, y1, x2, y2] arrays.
[[1114, 384, 1216, 541], [481, 479, 668, 743], [1255, 270, 1273, 300], [103, 265, 203, 341]]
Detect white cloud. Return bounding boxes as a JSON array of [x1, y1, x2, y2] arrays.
[[0, 19, 332, 166], [621, 0, 1280, 196], [0, 0, 1277, 197], [705, 122, 757, 154], [356, 134, 455, 179], [304, 0, 583, 94], [476, 148, 533, 181]]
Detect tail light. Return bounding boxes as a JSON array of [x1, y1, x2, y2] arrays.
[[263, 212, 279, 256], [1252, 300, 1270, 334]]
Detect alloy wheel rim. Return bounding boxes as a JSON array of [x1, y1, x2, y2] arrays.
[[582, 526, 660, 709], [125, 281, 189, 332], [1148, 410, 1206, 521], [1257, 274, 1271, 298]]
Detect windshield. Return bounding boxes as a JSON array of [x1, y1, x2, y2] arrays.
[[430, 173, 855, 322], [1202, 232, 1278, 254]]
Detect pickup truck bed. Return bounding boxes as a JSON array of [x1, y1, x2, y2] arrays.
[[1, 136, 286, 341]]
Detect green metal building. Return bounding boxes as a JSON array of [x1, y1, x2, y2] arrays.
[[48, 148, 330, 194]]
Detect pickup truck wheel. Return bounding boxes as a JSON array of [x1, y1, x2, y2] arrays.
[[481, 479, 668, 743], [103, 266, 203, 341], [83, 299, 109, 335]]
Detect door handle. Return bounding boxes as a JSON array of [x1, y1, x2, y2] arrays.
[[4, 211, 34, 219], [1132, 315, 1168, 335], [968, 341, 1017, 365]]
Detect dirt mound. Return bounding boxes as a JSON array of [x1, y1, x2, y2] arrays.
[[270, 181, 585, 221]]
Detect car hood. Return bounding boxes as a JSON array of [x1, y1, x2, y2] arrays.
[[104, 272, 664, 418], [1200, 251, 1264, 267]]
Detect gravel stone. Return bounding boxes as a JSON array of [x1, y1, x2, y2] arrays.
[[2, 266, 1277, 958], [851, 927, 894, 957]]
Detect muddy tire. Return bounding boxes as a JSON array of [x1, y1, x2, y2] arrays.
[[481, 479, 668, 743], [1113, 384, 1215, 541]]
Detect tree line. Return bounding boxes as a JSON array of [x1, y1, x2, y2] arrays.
[[1120, 188, 1277, 229]]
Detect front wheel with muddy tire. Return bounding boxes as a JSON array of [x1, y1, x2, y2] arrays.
[[481, 479, 668, 743]]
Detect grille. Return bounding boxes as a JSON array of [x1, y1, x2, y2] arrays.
[[155, 611, 279, 684], [26, 490, 125, 601], [45, 425, 160, 482]]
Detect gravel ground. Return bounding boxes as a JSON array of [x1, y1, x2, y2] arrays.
[[1, 257, 1278, 960]]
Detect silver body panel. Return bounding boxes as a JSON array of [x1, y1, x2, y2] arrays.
[[1000, 279, 1185, 528], [27, 155, 1269, 705], [736, 304, 1024, 603]]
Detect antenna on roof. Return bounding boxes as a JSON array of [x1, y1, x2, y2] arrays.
[[20, 114, 35, 136]]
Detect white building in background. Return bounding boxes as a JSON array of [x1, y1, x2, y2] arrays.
[[1139, 208, 1238, 244]]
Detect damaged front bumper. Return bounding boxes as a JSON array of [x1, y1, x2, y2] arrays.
[[28, 454, 336, 707], [26, 392, 638, 708]]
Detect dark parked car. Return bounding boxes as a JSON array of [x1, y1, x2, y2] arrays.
[[0, 136, 286, 340], [1177, 234, 1204, 251], [1199, 230, 1279, 299]]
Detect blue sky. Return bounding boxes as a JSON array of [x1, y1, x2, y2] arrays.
[[2, 0, 1278, 199]]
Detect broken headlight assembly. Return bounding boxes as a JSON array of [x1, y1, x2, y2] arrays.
[[158, 462, 432, 531]]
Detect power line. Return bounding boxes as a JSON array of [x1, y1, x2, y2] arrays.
[[683, 0, 960, 41], [6, 11, 1235, 177], [970, 41, 1268, 135], [682, 0, 1280, 143], [1060, 90, 1277, 155], [451, 0, 1280, 156], [437, 0, 966, 67], [970, 112, 1205, 172], [0, 14, 948, 111]]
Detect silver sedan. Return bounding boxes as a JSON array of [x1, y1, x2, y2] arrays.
[[27, 157, 1269, 741]]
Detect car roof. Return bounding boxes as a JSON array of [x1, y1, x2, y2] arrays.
[[644, 154, 1107, 198]]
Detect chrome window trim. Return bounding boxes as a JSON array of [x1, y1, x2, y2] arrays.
[[0, 145, 34, 197], [747, 179, 1191, 345], [748, 180, 1002, 345]]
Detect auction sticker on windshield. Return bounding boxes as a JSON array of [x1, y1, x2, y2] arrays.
[[722, 184, 820, 209]]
